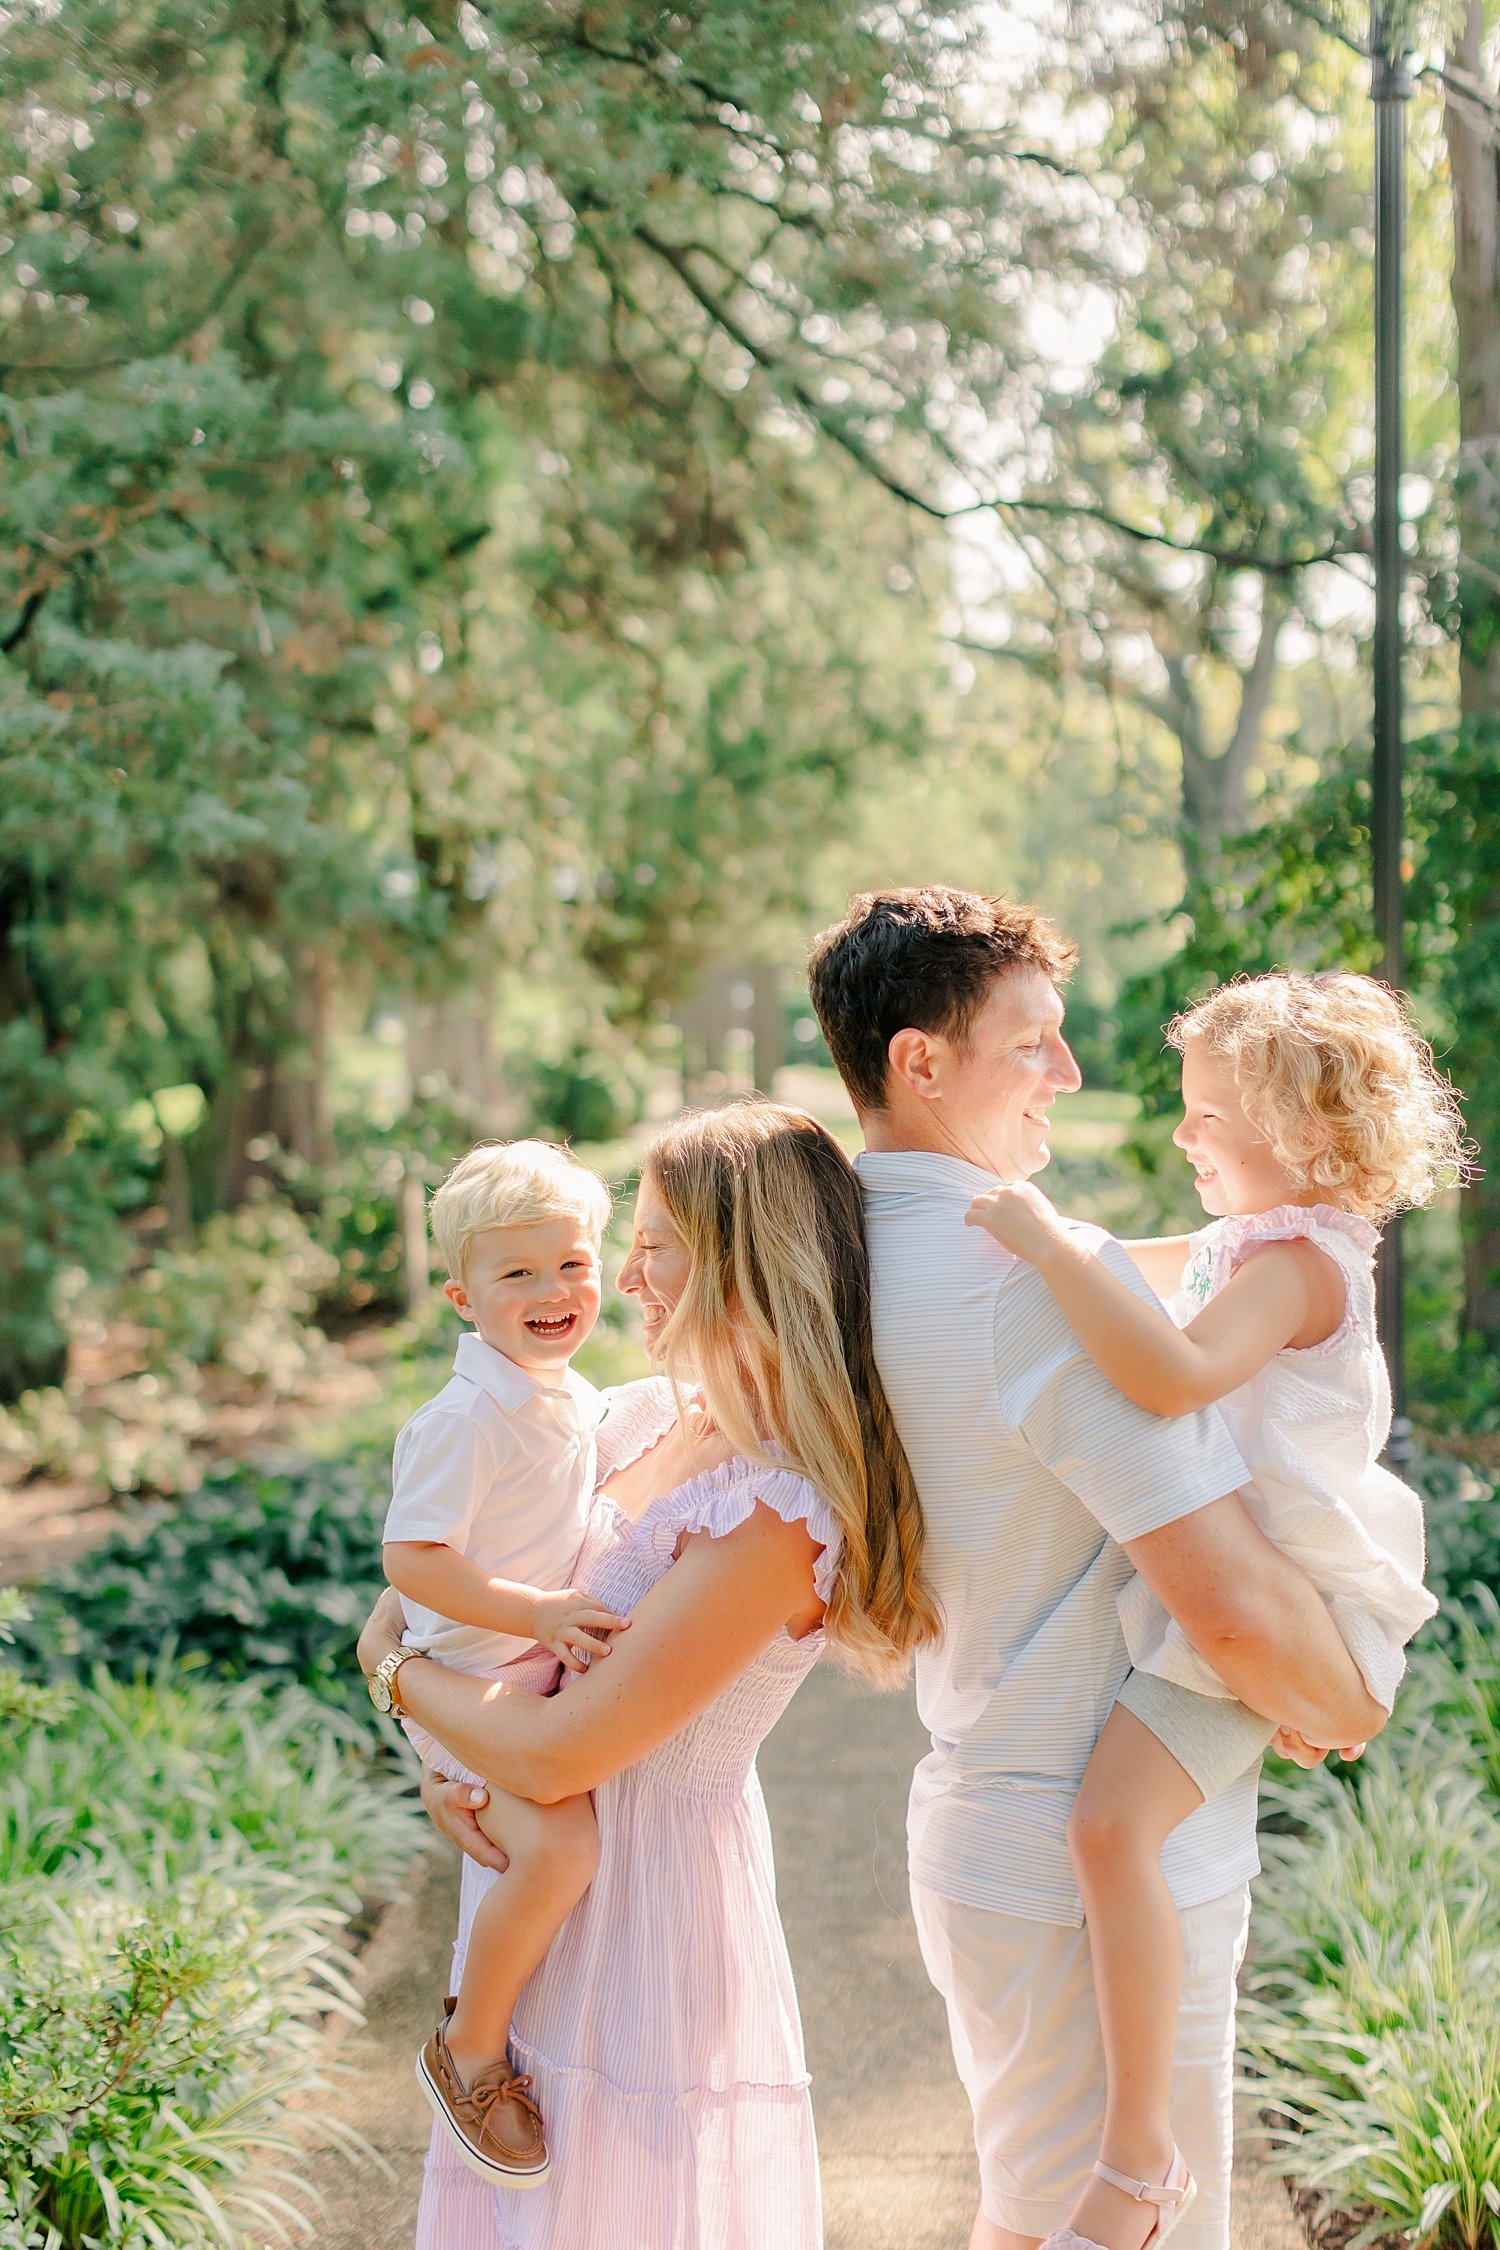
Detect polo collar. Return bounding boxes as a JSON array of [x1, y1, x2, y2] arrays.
[[453, 1331, 545, 1412], [452, 1332, 602, 1418], [855, 1148, 1013, 1198]]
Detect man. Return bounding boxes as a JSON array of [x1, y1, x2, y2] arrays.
[[807, 887, 1381, 2250]]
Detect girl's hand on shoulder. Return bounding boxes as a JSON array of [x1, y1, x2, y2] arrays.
[[966, 1181, 1066, 1264]]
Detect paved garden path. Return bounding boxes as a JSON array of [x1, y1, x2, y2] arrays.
[[303, 1663, 1303, 2250]]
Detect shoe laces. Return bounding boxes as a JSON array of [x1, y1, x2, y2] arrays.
[[468, 2062, 542, 2126]]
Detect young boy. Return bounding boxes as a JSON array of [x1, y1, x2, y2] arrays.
[[373, 1140, 628, 2190]]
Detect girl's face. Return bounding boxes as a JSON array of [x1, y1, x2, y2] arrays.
[[616, 1175, 693, 1361], [1172, 1041, 1303, 1217]]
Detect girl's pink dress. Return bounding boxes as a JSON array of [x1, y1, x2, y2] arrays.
[[412, 1378, 838, 2250]]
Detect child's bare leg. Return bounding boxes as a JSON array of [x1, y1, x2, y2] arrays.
[[1064, 1706, 1204, 2250], [442, 1783, 598, 2088]]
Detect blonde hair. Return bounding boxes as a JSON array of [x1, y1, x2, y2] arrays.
[[641, 1101, 940, 1683], [1167, 974, 1470, 1221], [429, 1140, 611, 1281]]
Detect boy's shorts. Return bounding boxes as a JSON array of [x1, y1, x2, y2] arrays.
[[399, 1645, 562, 1786]]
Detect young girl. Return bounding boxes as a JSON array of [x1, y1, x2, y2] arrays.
[[966, 972, 1466, 2250]]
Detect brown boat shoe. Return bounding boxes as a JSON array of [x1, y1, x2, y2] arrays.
[[416, 2000, 550, 2189]]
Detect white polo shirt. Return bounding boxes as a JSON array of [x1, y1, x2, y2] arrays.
[[857, 1150, 1261, 1927], [382, 1332, 603, 1675]]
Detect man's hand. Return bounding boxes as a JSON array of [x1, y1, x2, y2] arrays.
[[966, 1181, 1068, 1265], [419, 1770, 510, 1871], [531, 1587, 632, 1674]]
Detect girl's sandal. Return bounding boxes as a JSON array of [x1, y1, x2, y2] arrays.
[[1042, 2149, 1197, 2250]]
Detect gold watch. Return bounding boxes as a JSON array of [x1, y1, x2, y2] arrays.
[[368, 1645, 426, 1716]]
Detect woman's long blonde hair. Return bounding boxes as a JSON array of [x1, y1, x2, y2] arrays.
[[642, 1101, 940, 1682]]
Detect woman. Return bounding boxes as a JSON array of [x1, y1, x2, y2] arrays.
[[357, 1101, 940, 2249]]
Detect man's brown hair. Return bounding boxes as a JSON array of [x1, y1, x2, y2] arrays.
[[806, 887, 1077, 1114]]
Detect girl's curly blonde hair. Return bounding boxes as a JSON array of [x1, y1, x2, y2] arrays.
[[1167, 973, 1470, 1222]]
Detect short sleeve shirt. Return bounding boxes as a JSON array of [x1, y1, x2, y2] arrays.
[[382, 1332, 603, 1674], [857, 1150, 1259, 1927]]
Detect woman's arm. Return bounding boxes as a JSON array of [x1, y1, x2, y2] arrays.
[[968, 1184, 1343, 1415], [363, 1502, 823, 1803], [382, 1542, 629, 1672]]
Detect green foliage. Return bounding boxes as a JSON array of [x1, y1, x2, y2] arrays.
[[0, 1874, 343, 2250], [0, 1591, 69, 1731], [120, 1198, 340, 1397], [0, 1662, 425, 2248], [522, 1041, 648, 1148], [1242, 1746, 1500, 2250], [0, 0, 1060, 1397], [268, 1088, 490, 1316], [1, 1664, 423, 1895], [1414, 1455, 1500, 1628], [14, 1455, 393, 1723]]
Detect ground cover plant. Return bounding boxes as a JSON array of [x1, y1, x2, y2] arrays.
[[11, 1454, 394, 1725], [0, 1641, 427, 2248], [1242, 1728, 1500, 2250], [1243, 1615, 1500, 2250]]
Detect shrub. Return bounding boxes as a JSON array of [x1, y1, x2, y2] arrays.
[[120, 1197, 340, 1397], [1242, 1747, 1500, 2250], [0, 1662, 427, 2248], [0, 1666, 424, 1897], [521, 1040, 645, 1146], [14, 1453, 393, 1724], [267, 1088, 493, 1318], [1416, 1448, 1500, 1626], [0, 1870, 355, 2250]]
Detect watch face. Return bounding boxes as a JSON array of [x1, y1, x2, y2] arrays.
[[369, 1673, 393, 1714]]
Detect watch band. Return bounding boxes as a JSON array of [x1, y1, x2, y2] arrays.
[[387, 1646, 426, 1715]]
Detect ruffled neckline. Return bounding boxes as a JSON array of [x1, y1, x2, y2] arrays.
[[1213, 1203, 1379, 1260]]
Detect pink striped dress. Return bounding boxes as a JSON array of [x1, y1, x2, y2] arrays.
[[413, 1379, 838, 2250]]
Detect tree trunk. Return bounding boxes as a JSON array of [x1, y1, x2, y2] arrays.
[[182, 952, 334, 1220], [1444, 3, 1500, 1341], [1176, 581, 1286, 879]]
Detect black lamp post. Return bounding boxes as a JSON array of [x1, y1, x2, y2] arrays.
[[1372, 1, 1413, 1451]]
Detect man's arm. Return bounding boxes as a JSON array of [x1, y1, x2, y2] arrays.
[[1123, 1493, 1386, 1750]]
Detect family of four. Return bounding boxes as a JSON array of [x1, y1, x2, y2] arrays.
[[355, 885, 1463, 2250]]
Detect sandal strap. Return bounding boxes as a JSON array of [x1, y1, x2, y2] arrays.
[[1093, 2158, 1190, 2208]]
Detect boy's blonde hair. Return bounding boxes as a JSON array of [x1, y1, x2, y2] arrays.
[[1167, 973, 1470, 1222], [429, 1140, 611, 1281]]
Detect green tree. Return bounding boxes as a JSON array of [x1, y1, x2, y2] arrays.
[[0, 0, 1076, 1395]]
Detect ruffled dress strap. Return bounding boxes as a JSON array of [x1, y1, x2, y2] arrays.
[[650, 1456, 842, 1609], [1212, 1203, 1380, 1346], [594, 1376, 678, 1486]]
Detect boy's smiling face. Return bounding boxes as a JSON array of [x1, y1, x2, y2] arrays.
[[444, 1216, 602, 1381]]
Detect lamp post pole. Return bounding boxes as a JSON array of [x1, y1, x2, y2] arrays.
[[1372, 0, 1413, 1451]]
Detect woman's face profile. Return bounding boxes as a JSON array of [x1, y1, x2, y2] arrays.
[[617, 1175, 692, 1361]]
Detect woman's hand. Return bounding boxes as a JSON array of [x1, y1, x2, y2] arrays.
[[965, 1181, 1068, 1265], [420, 1770, 510, 1872], [357, 1585, 406, 1678]]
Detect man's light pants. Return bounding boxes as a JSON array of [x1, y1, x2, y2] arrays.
[[912, 1880, 1252, 2247]]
